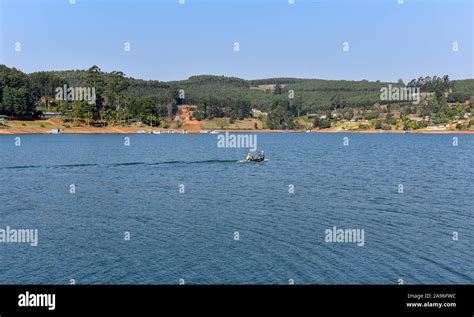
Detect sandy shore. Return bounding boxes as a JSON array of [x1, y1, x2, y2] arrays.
[[2, 118, 473, 134], [1, 127, 473, 135]]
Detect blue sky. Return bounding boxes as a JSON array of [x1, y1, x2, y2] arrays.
[[0, 0, 472, 82]]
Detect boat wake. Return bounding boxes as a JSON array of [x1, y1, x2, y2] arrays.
[[148, 159, 238, 166], [2, 160, 242, 170]]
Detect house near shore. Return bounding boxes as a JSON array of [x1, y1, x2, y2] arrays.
[[42, 112, 64, 119], [251, 108, 262, 117], [250, 108, 267, 118], [426, 125, 447, 131], [0, 115, 9, 122]]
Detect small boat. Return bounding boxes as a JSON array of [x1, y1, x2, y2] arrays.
[[249, 156, 265, 162], [244, 151, 267, 163], [152, 130, 161, 134], [136, 130, 146, 134]]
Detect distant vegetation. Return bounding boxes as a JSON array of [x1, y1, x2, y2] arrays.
[[0, 64, 473, 130]]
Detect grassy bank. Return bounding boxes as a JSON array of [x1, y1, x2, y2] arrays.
[[1, 118, 473, 134]]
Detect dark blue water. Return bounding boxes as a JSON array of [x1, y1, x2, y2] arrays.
[[0, 133, 473, 284]]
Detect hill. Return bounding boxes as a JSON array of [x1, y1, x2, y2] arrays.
[[1, 64, 473, 131]]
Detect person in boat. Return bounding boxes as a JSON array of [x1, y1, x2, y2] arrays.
[[256, 150, 265, 161], [246, 152, 254, 161]]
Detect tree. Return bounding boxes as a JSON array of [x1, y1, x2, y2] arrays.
[[105, 71, 130, 110], [313, 116, 331, 129], [70, 100, 96, 125], [374, 120, 382, 129], [169, 84, 183, 105], [330, 94, 345, 110], [426, 97, 440, 115], [442, 75, 451, 91], [343, 109, 354, 120], [85, 65, 105, 111], [365, 110, 380, 120], [385, 113, 396, 125], [193, 110, 203, 121], [1, 86, 15, 115], [273, 83, 282, 95], [0, 65, 36, 116], [447, 92, 469, 103], [292, 95, 304, 117], [1, 86, 34, 117], [267, 101, 295, 129], [29, 72, 64, 110]]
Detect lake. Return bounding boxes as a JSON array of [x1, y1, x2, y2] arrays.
[[0, 133, 473, 284]]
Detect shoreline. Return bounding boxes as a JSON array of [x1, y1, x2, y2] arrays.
[[1, 127, 473, 135]]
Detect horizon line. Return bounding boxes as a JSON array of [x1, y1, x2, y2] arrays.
[[2, 64, 473, 84]]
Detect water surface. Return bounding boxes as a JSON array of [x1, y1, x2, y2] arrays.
[[0, 133, 472, 284]]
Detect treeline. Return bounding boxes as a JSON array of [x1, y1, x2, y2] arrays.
[[249, 78, 306, 85], [0, 65, 177, 126], [0, 64, 473, 129], [0, 65, 36, 116], [407, 75, 452, 93]]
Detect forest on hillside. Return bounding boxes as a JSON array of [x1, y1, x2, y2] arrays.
[[0, 64, 473, 129]]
